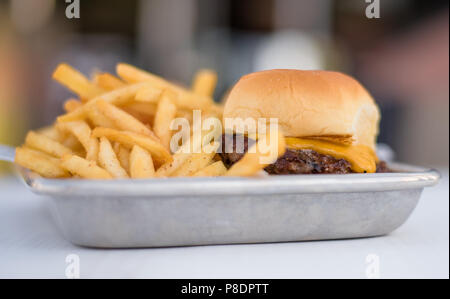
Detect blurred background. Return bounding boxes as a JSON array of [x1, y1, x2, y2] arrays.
[[0, 0, 448, 169]]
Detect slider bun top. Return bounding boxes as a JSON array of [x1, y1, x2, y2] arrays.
[[223, 69, 380, 150]]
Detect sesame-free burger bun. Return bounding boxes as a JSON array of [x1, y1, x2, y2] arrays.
[[223, 69, 380, 150]]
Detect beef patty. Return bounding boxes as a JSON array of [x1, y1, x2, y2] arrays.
[[219, 134, 390, 174]]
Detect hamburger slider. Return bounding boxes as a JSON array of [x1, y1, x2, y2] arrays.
[[220, 69, 390, 174]]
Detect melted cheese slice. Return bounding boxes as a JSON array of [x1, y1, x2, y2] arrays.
[[285, 137, 378, 173]]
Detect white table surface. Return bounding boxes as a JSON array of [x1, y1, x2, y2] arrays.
[[0, 170, 448, 279]]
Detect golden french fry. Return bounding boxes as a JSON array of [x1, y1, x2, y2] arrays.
[[129, 145, 155, 178], [87, 141, 99, 162], [172, 151, 217, 177], [153, 91, 177, 150], [98, 137, 129, 178], [117, 63, 173, 88], [63, 98, 83, 113], [155, 153, 189, 178], [61, 134, 83, 152], [192, 161, 227, 177], [60, 154, 112, 179], [92, 127, 172, 166], [86, 140, 99, 162], [94, 72, 125, 90], [56, 121, 98, 161], [15, 147, 69, 178], [192, 69, 217, 97], [56, 106, 84, 123], [135, 85, 163, 103], [113, 143, 130, 173], [123, 102, 158, 118], [120, 104, 155, 127], [226, 129, 286, 177], [122, 103, 157, 126], [86, 104, 117, 128], [94, 99, 157, 138], [52, 63, 105, 99], [57, 83, 147, 122], [117, 63, 213, 110], [25, 131, 72, 158], [37, 125, 66, 142], [37, 125, 84, 154], [155, 124, 221, 177]]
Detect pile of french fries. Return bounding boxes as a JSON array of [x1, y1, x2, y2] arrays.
[[14, 63, 284, 179]]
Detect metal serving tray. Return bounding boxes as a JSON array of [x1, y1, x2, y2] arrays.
[[16, 163, 439, 248]]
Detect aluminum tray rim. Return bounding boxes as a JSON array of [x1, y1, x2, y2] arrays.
[[18, 162, 440, 197]]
